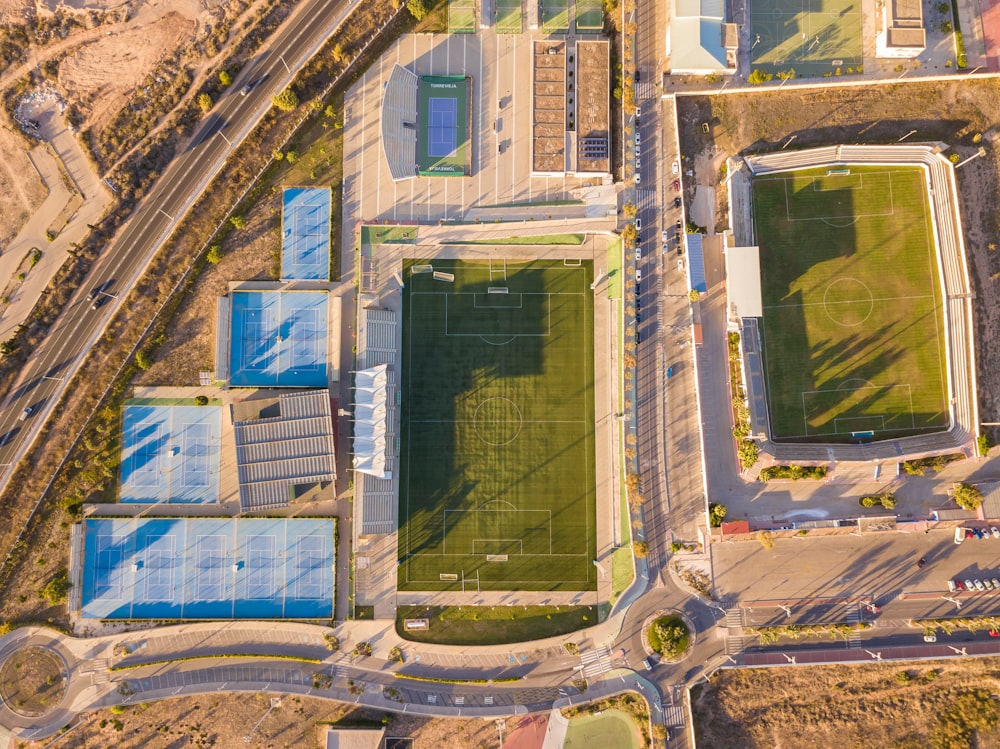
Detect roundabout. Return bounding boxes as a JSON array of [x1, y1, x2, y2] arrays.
[[0, 645, 68, 718], [641, 610, 695, 663]]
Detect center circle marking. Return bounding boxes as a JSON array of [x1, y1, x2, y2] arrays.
[[473, 397, 523, 447], [823, 277, 874, 327]]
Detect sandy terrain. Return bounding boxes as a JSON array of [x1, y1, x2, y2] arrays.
[[0, 127, 47, 252], [64, 695, 504, 749], [58, 13, 197, 139], [675, 81, 1000, 437]]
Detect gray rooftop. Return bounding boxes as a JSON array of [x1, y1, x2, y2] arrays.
[[232, 390, 336, 512]]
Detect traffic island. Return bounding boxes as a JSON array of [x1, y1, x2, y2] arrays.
[[0, 645, 68, 718]]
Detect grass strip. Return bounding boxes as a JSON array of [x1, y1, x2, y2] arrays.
[[442, 234, 585, 245], [396, 605, 598, 645], [111, 653, 323, 671]]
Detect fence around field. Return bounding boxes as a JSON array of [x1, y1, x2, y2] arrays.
[[576, 0, 604, 30], [449, 0, 477, 32], [496, 0, 523, 32]]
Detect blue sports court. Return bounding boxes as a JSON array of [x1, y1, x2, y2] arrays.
[[81, 517, 336, 619], [228, 290, 328, 388], [281, 187, 331, 281], [427, 98, 458, 157], [120, 403, 221, 504]]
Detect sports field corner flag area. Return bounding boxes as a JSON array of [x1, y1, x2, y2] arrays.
[[398, 259, 598, 592]]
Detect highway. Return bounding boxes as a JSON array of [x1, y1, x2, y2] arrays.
[[0, 0, 363, 490]]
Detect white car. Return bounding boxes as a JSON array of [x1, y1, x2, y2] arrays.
[[636, 218, 642, 231], [635, 172, 641, 184], [923, 635, 937, 643], [992, 527, 999, 539], [992, 578, 1000, 589], [948, 579, 958, 593], [985, 579, 995, 591], [635, 132, 641, 145], [955, 527, 966, 544], [636, 268, 643, 283], [965, 579, 975, 591], [636, 246, 642, 261], [975, 579, 986, 591], [672, 161, 679, 175], [635, 156, 641, 170]]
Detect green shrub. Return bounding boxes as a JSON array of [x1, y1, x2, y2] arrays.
[[953, 483, 983, 511], [978, 433, 992, 457], [194, 395, 209, 406], [272, 88, 300, 111], [41, 568, 70, 605], [407, 0, 430, 19], [748, 68, 773, 85], [197, 93, 212, 113], [218, 70, 232, 86], [135, 351, 153, 370], [709, 503, 728, 527], [206, 244, 222, 264]]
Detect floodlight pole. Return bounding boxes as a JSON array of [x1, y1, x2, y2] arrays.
[[777, 604, 792, 618], [955, 147, 987, 168], [942, 595, 961, 610], [947, 646, 967, 656], [781, 135, 797, 149], [897, 129, 917, 142], [864, 650, 882, 661], [781, 653, 796, 665]]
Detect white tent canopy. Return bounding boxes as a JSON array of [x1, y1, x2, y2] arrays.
[[352, 364, 392, 479]]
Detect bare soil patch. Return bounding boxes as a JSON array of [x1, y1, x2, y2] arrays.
[[65, 695, 500, 749], [0, 645, 67, 717], [676, 81, 1000, 437], [0, 127, 47, 250], [57, 13, 196, 141], [691, 658, 1000, 748]]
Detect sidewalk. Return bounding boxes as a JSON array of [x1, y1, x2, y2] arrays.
[[0, 98, 111, 344]]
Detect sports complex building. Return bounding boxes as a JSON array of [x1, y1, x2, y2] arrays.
[[71, 187, 342, 622], [725, 145, 978, 465]]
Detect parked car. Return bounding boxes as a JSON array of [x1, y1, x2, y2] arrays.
[[992, 577, 1000, 589], [672, 161, 679, 175], [636, 246, 642, 261], [924, 635, 937, 642], [985, 579, 995, 591], [955, 527, 966, 544], [990, 630, 1000, 637], [975, 579, 986, 591], [955, 579, 965, 590], [991, 527, 999, 538], [673, 179, 680, 192], [636, 268, 642, 283], [635, 172, 641, 184], [636, 218, 642, 231], [674, 197, 682, 208], [948, 579, 958, 592], [965, 579, 975, 591], [967, 528, 976, 539]]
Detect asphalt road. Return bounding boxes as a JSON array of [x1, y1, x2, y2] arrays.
[[0, 0, 363, 487]]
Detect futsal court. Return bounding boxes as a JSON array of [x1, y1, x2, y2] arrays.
[[119, 403, 222, 504], [750, 0, 862, 75], [281, 187, 331, 281], [80, 517, 336, 619], [228, 290, 328, 388]]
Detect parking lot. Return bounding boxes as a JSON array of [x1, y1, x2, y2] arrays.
[[712, 529, 1000, 610]]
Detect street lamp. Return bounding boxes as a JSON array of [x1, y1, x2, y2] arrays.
[[947, 646, 968, 657], [752, 34, 761, 49], [941, 595, 962, 610], [777, 604, 792, 618], [781, 653, 796, 665], [864, 650, 882, 661]]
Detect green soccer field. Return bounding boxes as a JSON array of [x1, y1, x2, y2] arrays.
[[399, 259, 597, 592], [752, 166, 948, 441]]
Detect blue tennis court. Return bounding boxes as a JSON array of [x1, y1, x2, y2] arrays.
[[120, 404, 221, 504], [81, 517, 336, 619], [427, 98, 458, 157], [229, 290, 328, 388], [281, 187, 331, 281]]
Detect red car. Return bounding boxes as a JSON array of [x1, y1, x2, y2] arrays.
[[990, 630, 1000, 637], [672, 179, 680, 192], [955, 579, 966, 590]]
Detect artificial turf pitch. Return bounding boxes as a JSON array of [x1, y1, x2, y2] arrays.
[[399, 259, 597, 592], [752, 165, 948, 441]]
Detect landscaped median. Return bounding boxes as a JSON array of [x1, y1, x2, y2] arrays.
[[744, 622, 872, 644], [393, 673, 522, 685], [913, 616, 1000, 636], [109, 653, 324, 671]]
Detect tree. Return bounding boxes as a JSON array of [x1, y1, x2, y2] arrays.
[[41, 568, 70, 605], [230, 215, 246, 230], [332, 43, 347, 65], [979, 433, 993, 457], [622, 224, 638, 247], [953, 483, 984, 511], [272, 88, 300, 112], [748, 68, 774, 85], [194, 395, 209, 406], [135, 350, 153, 370], [406, 0, 429, 20], [623, 202, 637, 219], [652, 725, 668, 740], [206, 244, 223, 264], [218, 70, 233, 86], [709, 503, 727, 527], [688, 289, 701, 303], [197, 93, 213, 113], [634, 541, 649, 558]]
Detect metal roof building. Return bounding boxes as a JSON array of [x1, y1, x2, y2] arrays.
[[232, 390, 336, 512], [668, 0, 735, 74], [725, 245, 762, 319], [686, 233, 708, 294]]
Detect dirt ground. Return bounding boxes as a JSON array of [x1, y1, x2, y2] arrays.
[[57, 13, 196, 139], [691, 658, 1000, 748], [676, 80, 1000, 434], [63, 695, 505, 749], [0, 126, 47, 251]]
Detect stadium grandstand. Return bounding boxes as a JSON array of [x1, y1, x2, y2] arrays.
[[381, 64, 419, 181]]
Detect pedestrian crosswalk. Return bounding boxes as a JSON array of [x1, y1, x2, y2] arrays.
[[845, 603, 862, 648], [663, 705, 685, 726], [580, 646, 613, 679]]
